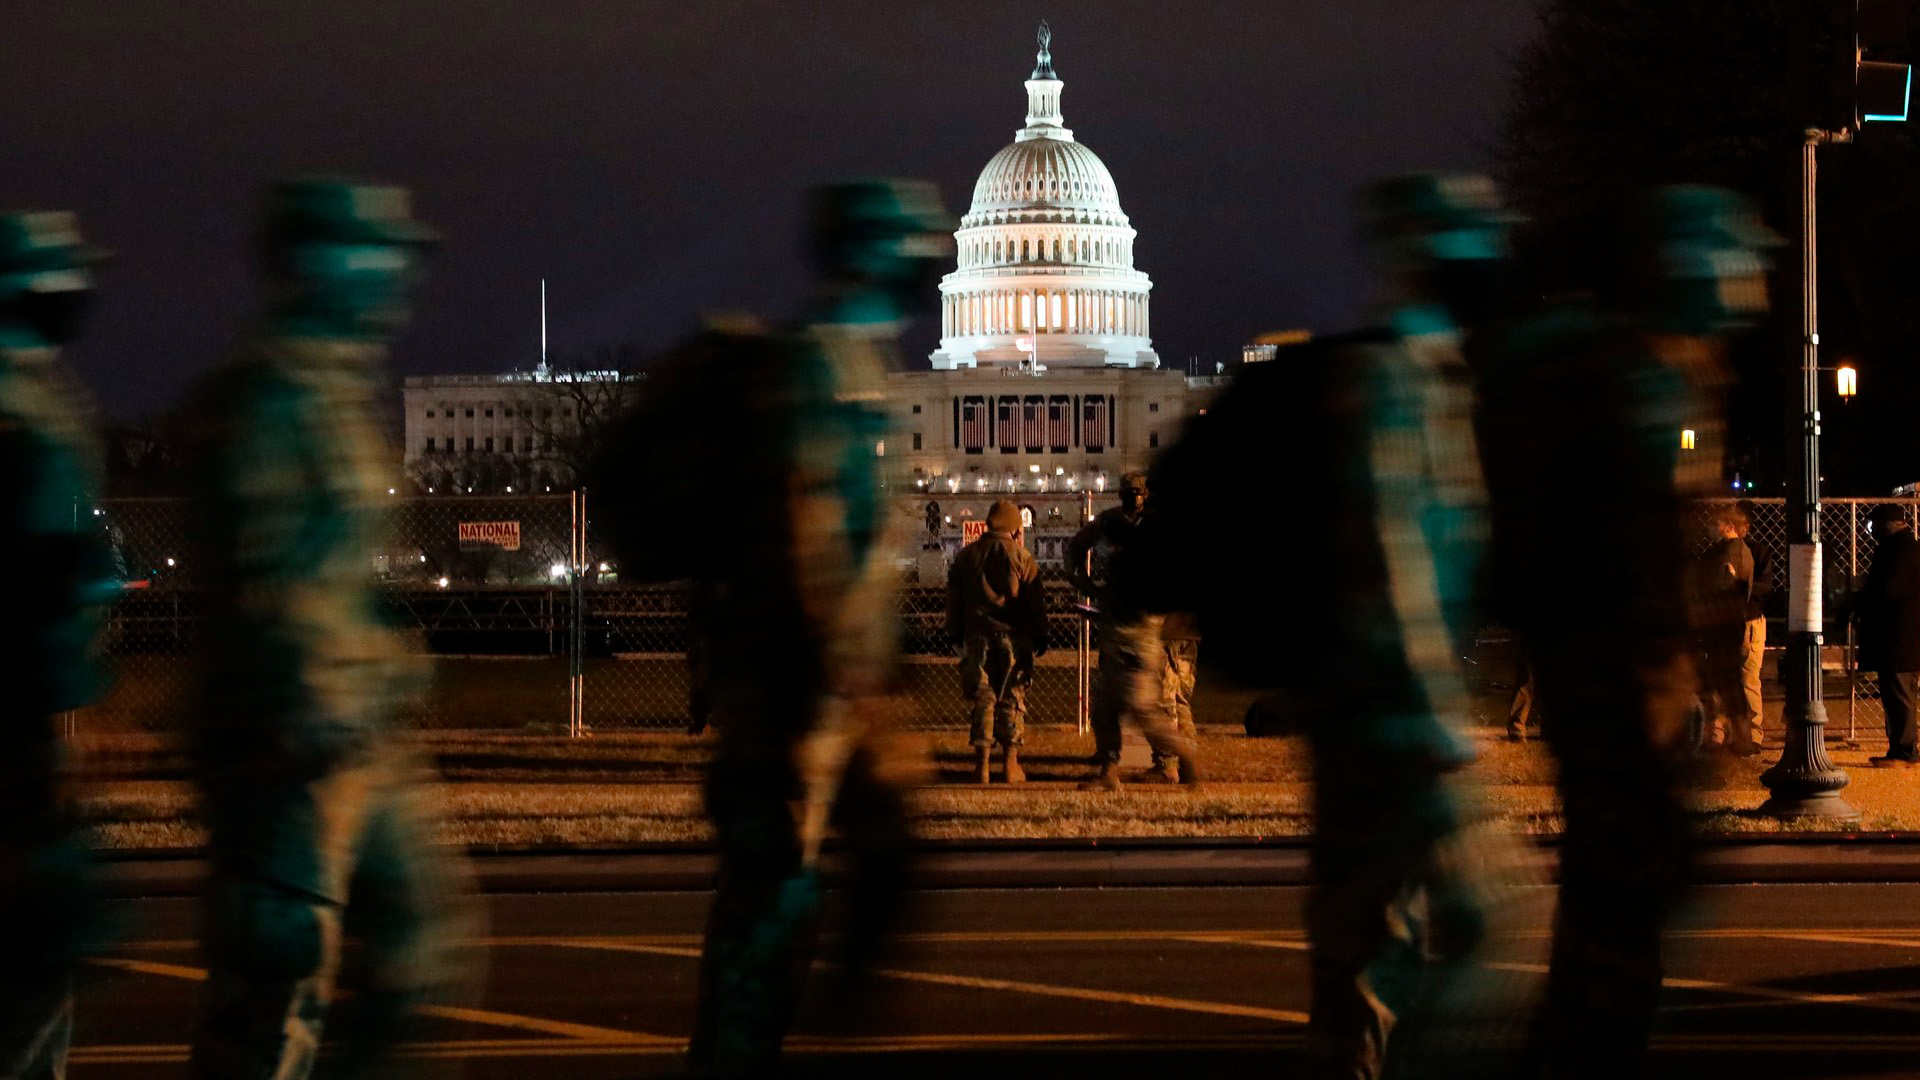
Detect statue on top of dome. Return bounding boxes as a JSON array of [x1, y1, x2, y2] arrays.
[[1032, 20, 1056, 79]]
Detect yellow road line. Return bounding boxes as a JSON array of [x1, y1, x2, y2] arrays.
[[545, 939, 1310, 1024], [1168, 933, 1310, 951], [82, 956, 663, 1044]]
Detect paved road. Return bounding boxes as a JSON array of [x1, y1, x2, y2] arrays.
[[70, 880, 1920, 1078]]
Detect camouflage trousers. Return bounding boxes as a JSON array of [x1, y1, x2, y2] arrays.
[[190, 746, 481, 1080], [1090, 615, 1197, 766], [1152, 638, 1200, 767], [690, 685, 915, 1079], [959, 630, 1033, 748]]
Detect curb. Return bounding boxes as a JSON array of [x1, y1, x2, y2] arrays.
[[95, 837, 1920, 897]]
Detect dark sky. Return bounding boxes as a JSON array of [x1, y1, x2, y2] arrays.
[[1, 1, 1536, 418]]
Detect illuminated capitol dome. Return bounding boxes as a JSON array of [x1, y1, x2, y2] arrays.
[[929, 22, 1158, 370]]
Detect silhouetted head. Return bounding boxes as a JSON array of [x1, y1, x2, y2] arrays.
[[260, 178, 439, 339], [1359, 173, 1519, 326], [1622, 185, 1778, 336], [0, 210, 106, 347], [808, 179, 952, 324], [1118, 470, 1149, 514]]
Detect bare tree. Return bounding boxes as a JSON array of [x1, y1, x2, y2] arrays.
[[523, 343, 646, 487]]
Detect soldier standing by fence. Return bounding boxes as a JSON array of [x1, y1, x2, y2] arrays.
[[1068, 470, 1200, 790], [0, 211, 115, 1080], [947, 498, 1047, 784], [179, 180, 478, 1079]]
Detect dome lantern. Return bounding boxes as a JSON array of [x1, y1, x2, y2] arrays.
[[1019, 21, 1071, 142]]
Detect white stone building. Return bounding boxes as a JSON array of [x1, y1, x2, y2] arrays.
[[887, 24, 1211, 513], [400, 367, 633, 494]]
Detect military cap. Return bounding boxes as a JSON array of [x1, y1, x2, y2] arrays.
[[1361, 173, 1519, 260], [0, 210, 108, 280], [262, 178, 440, 250], [1640, 185, 1781, 279], [810, 179, 953, 264]]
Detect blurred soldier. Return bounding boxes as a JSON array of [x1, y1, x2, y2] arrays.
[[946, 498, 1047, 783], [1691, 505, 1762, 755], [1477, 185, 1776, 1079], [1857, 503, 1920, 767], [180, 180, 477, 1079], [1067, 471, 1200, 790], [596, 180, 951, 1077], [1123, 174, 1501, 1079], [0, 211, 115, 1080]]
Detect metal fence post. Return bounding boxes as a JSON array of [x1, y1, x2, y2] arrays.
[[569, 489, 586, 737], [1848, 501, 1858, 744], [1077, 490, 1092, 736]]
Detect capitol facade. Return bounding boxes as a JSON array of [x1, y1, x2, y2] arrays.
[[888, 24, 1213, 550]]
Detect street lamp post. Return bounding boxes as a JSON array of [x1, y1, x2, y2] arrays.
[[1760, 128, 1857, 820]]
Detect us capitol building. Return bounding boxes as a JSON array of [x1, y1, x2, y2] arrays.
[[887, 23, 1212, 525]]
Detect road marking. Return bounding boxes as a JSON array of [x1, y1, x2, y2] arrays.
[[82, 956, 665, 1043], [544, 939, 1311, 1025], [1168, 933, 1310, 951]]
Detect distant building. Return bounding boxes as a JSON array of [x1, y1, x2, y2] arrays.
[[401, 365, 635, 494], [887, 25, 1213, 519]]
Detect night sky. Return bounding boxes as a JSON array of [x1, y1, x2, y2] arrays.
[[1, 1, 1535, 419]]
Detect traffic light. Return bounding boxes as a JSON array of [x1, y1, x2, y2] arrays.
[[1854, 0, 1915, 124]]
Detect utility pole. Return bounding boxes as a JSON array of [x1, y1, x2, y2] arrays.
[[1761, 0, 1911, 818]]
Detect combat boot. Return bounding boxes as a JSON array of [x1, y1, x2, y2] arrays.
[[1078, 762, 1122, 792], [974, 745, 992, 784], [1177, 753, 1203, 789], [1002, 746, 1026, 784]]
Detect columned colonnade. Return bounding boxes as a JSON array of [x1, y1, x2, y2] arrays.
[[942, 288, 1150, 337]]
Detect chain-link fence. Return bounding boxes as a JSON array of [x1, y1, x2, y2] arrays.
[[80, 493, 1916, 739], [1684, 497, 1913, 743]]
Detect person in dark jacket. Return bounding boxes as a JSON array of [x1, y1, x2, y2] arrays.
[[947, 499, 1047, 783], [1858, 503, 1920, 766], [1066, 471, 1201, 790]]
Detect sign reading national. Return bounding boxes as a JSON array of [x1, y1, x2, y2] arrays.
[[962, 520, 989, 543], [458, 521, 522, 551]]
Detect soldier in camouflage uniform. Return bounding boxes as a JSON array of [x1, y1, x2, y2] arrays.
[[180, 180, 477, 1080], [1067, 471, 1201, 790], [1474, 187, 1775, 1080], [947, 498, 1047, 783], [592, 181, 948, 1079], [0, 211, 115, 1080], [1123, 175, 1502, 1079]]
